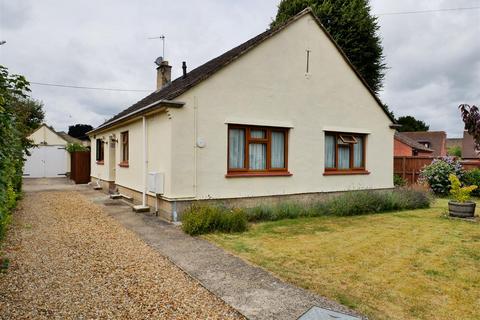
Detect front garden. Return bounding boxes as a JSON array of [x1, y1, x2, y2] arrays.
[[181, 156, 480, 319]]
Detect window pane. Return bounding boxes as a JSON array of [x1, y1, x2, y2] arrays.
[[271, 131, 285, 168], [325, 135, 335, 168], [338, 145, 350, 169], [229, 129, 245, 169], [249, 143, 266, 170], [353, 136, 363, 167], [250, 129, 266, 139]]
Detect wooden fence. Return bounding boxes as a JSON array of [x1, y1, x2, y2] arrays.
[[394, 156, 480, 184], [70, 151, 91, 184]]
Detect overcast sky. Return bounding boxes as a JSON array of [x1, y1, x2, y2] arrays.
[[1, 0, 479, 137]]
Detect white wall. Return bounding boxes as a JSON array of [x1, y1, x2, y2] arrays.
[[90, 110, 172, 195], [168, 13, 394, 200], [27, 124, 70, 173]]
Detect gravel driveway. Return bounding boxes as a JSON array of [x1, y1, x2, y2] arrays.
[[0, 191, 243, 319]]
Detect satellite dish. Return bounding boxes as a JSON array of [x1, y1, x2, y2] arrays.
[[154, 56, 163, 66]]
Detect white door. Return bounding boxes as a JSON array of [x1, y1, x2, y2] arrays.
[[24, 146, 67, 178]]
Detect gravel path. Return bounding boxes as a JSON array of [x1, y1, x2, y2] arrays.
[[0, 191, 244, 319]]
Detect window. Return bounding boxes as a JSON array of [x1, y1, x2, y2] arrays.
[[96, 139, 104, 163], [120, 131, 129, 167], [324, 132, 367, 174], [227, 125, 290, 176]]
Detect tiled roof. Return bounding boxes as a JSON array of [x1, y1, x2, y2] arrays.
[[394, 132, 434, 152], [401, 131, 446, 157], [94, 7, 394, 132]]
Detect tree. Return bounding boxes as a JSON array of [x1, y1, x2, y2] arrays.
[[271, 0, 386, 93], [68, 124, 93, 140], [0, 65, 41, 238], [8, 98, 45, 152], [396, 116, 429, 132], [459, 104, 480, 149]]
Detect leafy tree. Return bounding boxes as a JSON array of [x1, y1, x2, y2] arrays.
[[271, 0, 386, 93], [8, 98, 44, 154], [447, 146, 462, 157], [0, 65, 38, 238], [68, 124, 93, 140], [459, 104, 480, 152], [396, 116, 429, 132]]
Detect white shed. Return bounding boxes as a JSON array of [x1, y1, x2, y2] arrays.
[[23, 124, 80, 178]]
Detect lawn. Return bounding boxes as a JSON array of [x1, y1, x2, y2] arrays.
[[205, 199, 480, 320]]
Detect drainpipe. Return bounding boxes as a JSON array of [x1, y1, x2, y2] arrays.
[[142, 116, 147, 207]]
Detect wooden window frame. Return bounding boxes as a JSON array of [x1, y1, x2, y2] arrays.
[[226, 124, 291, 177], [96, 139, 104, 164], [324, 132, 369, 175], [119, 131, 129, 167]]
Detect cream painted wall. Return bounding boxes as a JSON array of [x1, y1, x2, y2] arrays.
[[168, 13, 394, 200], [29, 125, 67, 146], [28, 124, 70, 172], [90, 110, 172, 196]]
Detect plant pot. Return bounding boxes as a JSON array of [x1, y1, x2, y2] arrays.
[[448, 201, 476, 218]]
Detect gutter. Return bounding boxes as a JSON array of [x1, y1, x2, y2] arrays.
[[87, 99, 184, 135]]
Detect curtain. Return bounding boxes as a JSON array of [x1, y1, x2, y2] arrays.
[[250, 129, 265, 139], [249, 143, 266, 169], [325, 135, 335, 168], [338, 145, 350, 169], [353, 136, 363, 167], [271, 131, 285, 168], [229, 129, 245, 169]]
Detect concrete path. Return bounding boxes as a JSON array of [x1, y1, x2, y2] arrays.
[[81, 190, 363, 320]]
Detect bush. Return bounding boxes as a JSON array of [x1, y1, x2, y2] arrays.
[[449, 174, 477, 203], [244, 189, 431, 222], [462, 169, 480, 196], [181, 205, 248, 235], [181, 189, 432, 235], [394, 174, 407, 187], [66, 142, 87, 153], [419, 157, 464, 196], [447, 145, 462, 157]]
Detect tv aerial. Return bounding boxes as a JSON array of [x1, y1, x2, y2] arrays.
[[148, 35, 166, 58]]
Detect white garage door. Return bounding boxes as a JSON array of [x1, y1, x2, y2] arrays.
[[24, 146, 68, 178]]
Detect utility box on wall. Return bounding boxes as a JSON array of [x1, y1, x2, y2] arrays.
[[148, 172, 165, 195]]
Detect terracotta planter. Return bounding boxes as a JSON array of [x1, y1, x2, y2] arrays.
[[448, 201, 476, 218]]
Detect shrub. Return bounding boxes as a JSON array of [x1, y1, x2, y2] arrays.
[[447, 145, 462, 157], [419, 157, 464, 196], [394, 174, 407, 187], [244, 189, 431, 221], [462, 169, 480, 196], [66, 142, 87, 153], [181, 205, 247, 235], [449, 174, 477, 203]]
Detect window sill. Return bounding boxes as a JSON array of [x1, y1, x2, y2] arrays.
[[96, 161, 104, 165], [118, 162, 129, 168], [323, 170, 370, 176], [225, 172, 292, 178]]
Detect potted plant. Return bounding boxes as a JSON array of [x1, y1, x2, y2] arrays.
[[448, 174, 477, 218]]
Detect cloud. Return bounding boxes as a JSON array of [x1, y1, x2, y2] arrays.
[[1, 0, 478, 138]]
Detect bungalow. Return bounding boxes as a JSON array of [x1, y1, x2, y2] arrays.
[[88, 8, 396, 221]]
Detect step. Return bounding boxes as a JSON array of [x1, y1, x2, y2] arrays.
[[133, 205, 150, 213]]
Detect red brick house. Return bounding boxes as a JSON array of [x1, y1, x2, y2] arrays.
[[400, 131, 447, 157], [394, 132, 434, 157]]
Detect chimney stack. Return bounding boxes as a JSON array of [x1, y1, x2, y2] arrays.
[[182, 61, 187, 78], [156, 59, 172, 90]]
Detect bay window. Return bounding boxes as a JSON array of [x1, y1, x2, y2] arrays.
[[227, 125, 290, 176]]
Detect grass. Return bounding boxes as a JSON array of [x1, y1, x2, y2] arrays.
[[205, 199, 480, 320]]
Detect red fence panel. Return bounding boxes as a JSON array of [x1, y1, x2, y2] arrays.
[[70, 151, 91, 184]]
